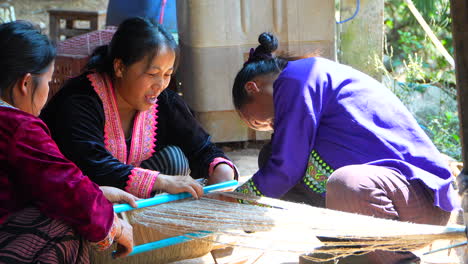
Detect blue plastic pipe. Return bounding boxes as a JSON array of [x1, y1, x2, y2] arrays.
[[113, 180, 238, 213], [127, 231, 212, 257], [112, 180, 238, 257]]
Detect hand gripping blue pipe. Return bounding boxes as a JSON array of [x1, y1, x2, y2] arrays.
[[114, 180, 238, 213], [112, 180, 238, 257]]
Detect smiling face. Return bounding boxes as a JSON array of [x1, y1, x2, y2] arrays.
[[114, 45, 176, 112]]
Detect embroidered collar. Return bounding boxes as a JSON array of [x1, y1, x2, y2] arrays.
[[87, 72, 158, 166]]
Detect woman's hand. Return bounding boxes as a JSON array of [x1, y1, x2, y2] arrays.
[[208, 164, 235, 186], [113, 218, 134, 259], [154, 174, 204, 199], [100, 186, 139, 208]]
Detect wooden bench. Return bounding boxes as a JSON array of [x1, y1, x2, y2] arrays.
[[48, 9, 106, 42]]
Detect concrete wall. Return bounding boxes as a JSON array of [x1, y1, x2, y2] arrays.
[[177, 0, 336, 142]]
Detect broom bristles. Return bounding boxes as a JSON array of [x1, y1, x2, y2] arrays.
[[132, 192, 466, 260]]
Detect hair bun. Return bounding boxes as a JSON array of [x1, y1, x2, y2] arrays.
[[243, 32, 278, 66], [258, 32, 278, 53]]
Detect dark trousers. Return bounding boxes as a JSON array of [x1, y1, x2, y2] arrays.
[[326, 165, 450, 263], [258, 142, 451, 264]]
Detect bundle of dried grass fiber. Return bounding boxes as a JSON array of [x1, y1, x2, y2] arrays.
[[90, 206, 214, 264], [132, 192, 466, 262]]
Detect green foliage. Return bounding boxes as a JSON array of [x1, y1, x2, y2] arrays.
[[403, 54, 426, 84], [377, 51, 461, 160], [383, 0, 461, 160], [385, 0, 453, 70], [419, 111, 461, 161]]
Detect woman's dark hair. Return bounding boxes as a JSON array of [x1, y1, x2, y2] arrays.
[[232, 32, 319, 110], [0, 21, 56, 103], [86, 17, 179, 76], [232, 32, 288, 110]]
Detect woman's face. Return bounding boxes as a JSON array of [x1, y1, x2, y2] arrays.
[[239, 75, 276, 132], [115, 46, 176, 112], [240, 101, 275, 131], [26, 63, 54, 116]]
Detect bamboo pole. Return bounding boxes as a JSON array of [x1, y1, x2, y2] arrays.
[[405, 0, 455, 68]]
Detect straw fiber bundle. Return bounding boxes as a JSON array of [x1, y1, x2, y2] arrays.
[[90, 206, 214, 264], [133, 192, 466, 262]]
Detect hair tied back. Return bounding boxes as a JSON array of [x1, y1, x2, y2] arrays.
[[244, 32, 278, 66]]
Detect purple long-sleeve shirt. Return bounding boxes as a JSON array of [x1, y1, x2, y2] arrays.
[[248, 57, 458, 212]]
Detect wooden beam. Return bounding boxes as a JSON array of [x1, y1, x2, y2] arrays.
[[450, 3, 468, 253], [450, 0, 468, 195]]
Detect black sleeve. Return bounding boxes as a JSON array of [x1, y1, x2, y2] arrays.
[[44, 93, 134, 189], [161, 91, 231, 178]]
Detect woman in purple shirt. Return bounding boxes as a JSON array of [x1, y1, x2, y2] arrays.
[[232, 32, 459, 264]]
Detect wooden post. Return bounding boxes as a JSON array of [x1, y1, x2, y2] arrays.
[[339, 0, 384, 80], [450, 0, 468, 218], [48, 11, 60, 43]]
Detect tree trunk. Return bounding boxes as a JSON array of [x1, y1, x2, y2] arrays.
[[339, 0, 384, 81]]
